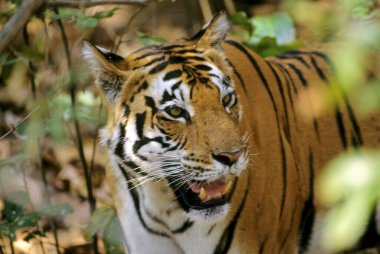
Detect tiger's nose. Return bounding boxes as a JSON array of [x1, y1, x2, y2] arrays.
[[212, 149, 244, 166]]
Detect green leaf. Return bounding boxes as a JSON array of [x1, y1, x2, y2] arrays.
[[136, 30, 167, 46], [230, 11, 249, 26], [24, 229, 46, 242], [93, 7, 120, 19], [103, 213, 124, 254], [14, 212, 40, 228], [249, 12, 296, 46], [85, 207, 115, 239], [316, 150, 380, 252], [3, 202, 24, 223], [38, 203, 73, 217], [78, 17, 98, 29]]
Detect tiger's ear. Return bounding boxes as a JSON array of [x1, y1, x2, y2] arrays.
[[192, 12, 230, 49], [82, 40, 129, 104]]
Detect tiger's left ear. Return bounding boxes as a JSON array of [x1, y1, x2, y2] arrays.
[[82, 40, 129, 105], [192, 12, 230, 49]]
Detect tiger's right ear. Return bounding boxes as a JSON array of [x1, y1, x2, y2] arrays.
[[82, 40, 129, 104]]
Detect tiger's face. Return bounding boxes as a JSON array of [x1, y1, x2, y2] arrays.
[[84, 15, 249, 221]]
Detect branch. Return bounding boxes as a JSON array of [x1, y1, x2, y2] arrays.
[[46, 0, 150, 8], [0, 0, 151, 53], [0, 0, 45, 53]]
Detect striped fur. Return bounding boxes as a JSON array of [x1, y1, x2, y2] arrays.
[[83, 13, 380, 254]]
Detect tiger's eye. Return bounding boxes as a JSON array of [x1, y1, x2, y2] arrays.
[[168, 106, 183, 117], [222, 94, 232, 106]]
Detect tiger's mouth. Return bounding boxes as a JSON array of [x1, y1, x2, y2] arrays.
[[169, 175, 234, 211]]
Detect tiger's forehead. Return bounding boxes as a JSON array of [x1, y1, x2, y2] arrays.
[[129, 43, 207, 69], [127, 43, 234, 99]]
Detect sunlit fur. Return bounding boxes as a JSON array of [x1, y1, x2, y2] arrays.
[[83, 13, 380, 254]]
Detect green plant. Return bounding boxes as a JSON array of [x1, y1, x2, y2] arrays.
[[230, 11, 303, 57]]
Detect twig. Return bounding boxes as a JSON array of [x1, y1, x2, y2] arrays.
[[22, 26, 47, 254], [198, 0, 213, 22], [223, 0, 236, 14], [9, 238, 14, 254], [113, 6, 144, 52], [47, 0, 149, 8], [0, 0, 45, 52], [53, 8, 99, 254], [89, 100, 103, 176], [0, 106, 40, 140], [0, 0, 152, 53]]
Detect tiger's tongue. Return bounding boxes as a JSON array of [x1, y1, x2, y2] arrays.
[[188, 176, 231, 201]]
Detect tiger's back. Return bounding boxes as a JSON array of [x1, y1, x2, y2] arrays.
[[224, 40, 380, 253], [83, 13, 380, 254]]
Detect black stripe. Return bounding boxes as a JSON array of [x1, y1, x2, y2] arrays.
[[276, 54, 311, 69], [357, 209, 380, 249], [139, 56, 165, 69], [162, 44, 183, 50], [310, 51, 334, 72], [344, 97, 363, 146], [163, 69, 182, 81], [258, 235, 268, 254], [311, 55, 363, 147], [335, 108, 348, 149], [227, 40, 288, 219], [268, 63, 291, 140], [119, 163, 169, 237], [272, 63, 297, 119], [194, 64, 212, 71], [274, 62, 298, 94], [149, 61, 169, 74], [298, 151, 315, 253], [172, 219, 194, 234], [160, 90, 176, 104], [288, 63, 307, 87], [213, 174, 251, 254], [135, 112, 146, 139], [135, 51, 162, 61], [309, 54, 328, 82], [114, 123, 126, 159], [225, 59, 248, 94]]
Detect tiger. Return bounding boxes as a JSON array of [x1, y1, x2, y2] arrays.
[[83, 13, 380, 254]]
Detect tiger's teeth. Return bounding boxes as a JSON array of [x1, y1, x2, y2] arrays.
[[222, 180, 232, 195], [199, 187, 207, 201]]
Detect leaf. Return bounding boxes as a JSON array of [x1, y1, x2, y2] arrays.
[[316, 150, 380, 252], [136, 30, 168, 45], [24, 229, 46, 242], [103, 213, 125, 254], [249, 12, 296, 45], [14, 212, 40, 228], [77, 17, 98, 29], [38, 203, 73, 217], [2, 201, 24, 223], [85, 207, 115, 239], [230, 11, 249, 27]]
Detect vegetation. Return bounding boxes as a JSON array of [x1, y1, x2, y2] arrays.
[[0, 0, 379, 253]]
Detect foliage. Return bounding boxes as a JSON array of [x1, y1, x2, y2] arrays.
[[230, 11, 303, 56], [285, 0, 380, 252], [47, 7, 121, 29], [317, 150, 380, 252], [136, 30, 168, 45], [0, 191, 72, 243], [85, 207, 124, 254]]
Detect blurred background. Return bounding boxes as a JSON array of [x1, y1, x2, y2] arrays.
[[0, 0, 379, 253]]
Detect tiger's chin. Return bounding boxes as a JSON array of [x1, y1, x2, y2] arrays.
[[188, 204, 230, 222], [168, 175, 234, 222]]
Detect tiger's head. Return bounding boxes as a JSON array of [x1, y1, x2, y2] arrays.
[[83, 13, 249, 221]]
